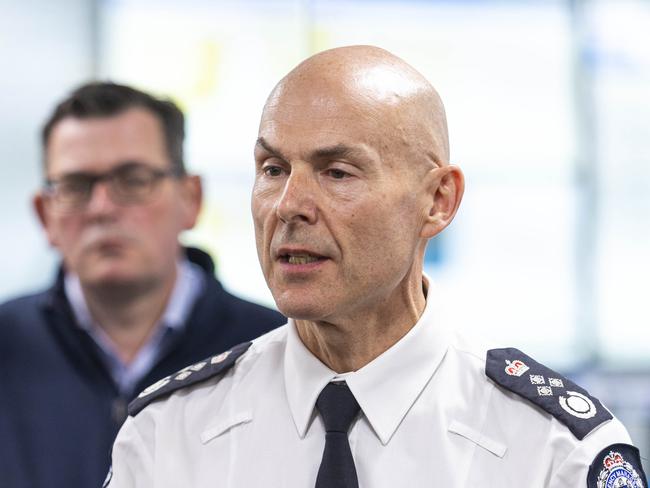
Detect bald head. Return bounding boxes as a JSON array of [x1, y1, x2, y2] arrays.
[[263, 45, 449, 167], [252, 46, 464, 324]]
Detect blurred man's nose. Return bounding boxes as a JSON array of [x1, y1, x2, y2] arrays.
[[85, 181, 119, 215]]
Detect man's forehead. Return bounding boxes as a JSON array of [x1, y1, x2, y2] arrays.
[[257, 103, 384, 161], [50, 108, 161, 139], [258, 46, 449, 165], [341, 63, 426, 107], [46, 109, 169, 173], [260, 83, 390, 138]]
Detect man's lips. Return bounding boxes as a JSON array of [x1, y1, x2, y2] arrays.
[[83, 234, 132, 254], [274, 247, 329, 265]]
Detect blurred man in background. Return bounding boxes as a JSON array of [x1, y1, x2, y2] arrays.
[[0, 82, 284, 488]]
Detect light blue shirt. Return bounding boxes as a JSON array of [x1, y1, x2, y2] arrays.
[[64, 259, 205, 396]]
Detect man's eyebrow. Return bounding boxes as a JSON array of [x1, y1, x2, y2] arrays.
[[256, 138, 369, 164], [310, 144, 359, 161], [255, 137, 288, 163]]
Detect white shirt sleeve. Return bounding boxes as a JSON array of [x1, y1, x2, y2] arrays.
[[106, 416, 154, 488], [547, 419, 633, 488]]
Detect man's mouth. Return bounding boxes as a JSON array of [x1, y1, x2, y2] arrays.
[[283, 254, 321, 265], [277, 249, 328, 265]]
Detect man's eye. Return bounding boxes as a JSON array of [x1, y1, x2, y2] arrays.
[[328, 169, 349, 179], [59, 178, 90, 195], [120, 174, 150, 188], [263, 166, 284, 177]]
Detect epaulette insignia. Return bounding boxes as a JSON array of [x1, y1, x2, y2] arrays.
[[485, 347, 612, 440], [587, 443, 647, 487], [128, 341, 252, 416]]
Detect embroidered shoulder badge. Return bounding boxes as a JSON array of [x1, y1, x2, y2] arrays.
[[587, 443, 647, 488], [485, 347, 612, 440], [128, 341, 252, 416]]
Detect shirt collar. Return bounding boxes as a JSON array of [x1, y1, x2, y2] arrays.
[[283, 276, 451, 445], [161, 259, 205, 330], [284, 318, 338, 439], [65, 272, 93, 332]]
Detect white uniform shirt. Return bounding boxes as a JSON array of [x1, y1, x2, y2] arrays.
[[108, 292, 636, 487]]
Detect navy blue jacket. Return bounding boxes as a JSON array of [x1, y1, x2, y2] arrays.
[[0, 248, 284, 488]]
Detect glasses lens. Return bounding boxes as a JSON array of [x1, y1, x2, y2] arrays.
[[111, 164, 160, 202], [46, 163, 175, 211], [51, 176, 92, 209]]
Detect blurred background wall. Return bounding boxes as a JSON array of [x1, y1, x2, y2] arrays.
[[1, 0, 648, 461]]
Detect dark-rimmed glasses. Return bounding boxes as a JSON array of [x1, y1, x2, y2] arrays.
[[43, 161, 184, 212]]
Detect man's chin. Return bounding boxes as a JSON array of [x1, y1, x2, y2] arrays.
[[82, 273, 140, 289], [274, 296, 331, 322], [78, 265, 147, 290]]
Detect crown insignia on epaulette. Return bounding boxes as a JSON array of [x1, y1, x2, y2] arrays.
[[504, 359, 529, 377]]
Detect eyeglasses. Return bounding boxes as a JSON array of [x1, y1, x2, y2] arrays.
[[44, 162, 184, 212]]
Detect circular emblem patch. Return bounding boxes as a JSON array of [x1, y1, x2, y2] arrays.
[[596, 451, 645, 488], [559, 390, 597, 419]]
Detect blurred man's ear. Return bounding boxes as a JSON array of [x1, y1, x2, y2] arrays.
[[179, 174, 203, 230], [33, 192, 58, 247], [420, 165, 464, 239]]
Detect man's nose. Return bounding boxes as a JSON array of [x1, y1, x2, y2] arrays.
[[275, 168, 317, 225], [85, 180, 118, 215]]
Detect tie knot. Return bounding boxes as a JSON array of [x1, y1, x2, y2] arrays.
[[316, 382, 360, 434]]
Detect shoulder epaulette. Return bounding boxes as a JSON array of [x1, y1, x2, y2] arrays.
[[128, 341, 252, 416], [485, 347, 612, 440]]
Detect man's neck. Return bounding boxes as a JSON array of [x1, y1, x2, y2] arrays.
[[295, 276, 427, 373], [81, 271, 177, 365]]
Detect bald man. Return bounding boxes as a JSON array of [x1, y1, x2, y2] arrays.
[[106, 47, 646, 488]]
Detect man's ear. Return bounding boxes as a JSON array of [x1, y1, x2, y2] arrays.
[[33, 192, 58, 247], [179, 175, 203, 230], [420, 165, 464, 239]]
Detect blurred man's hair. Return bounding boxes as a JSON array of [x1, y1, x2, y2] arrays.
[[42, 82, 185, 173]]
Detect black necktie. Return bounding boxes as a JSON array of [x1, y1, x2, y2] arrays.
[[315, 382, 361, 488]]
